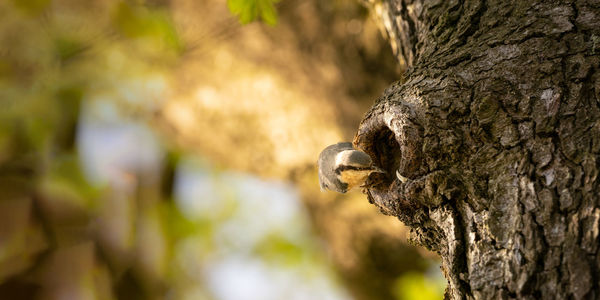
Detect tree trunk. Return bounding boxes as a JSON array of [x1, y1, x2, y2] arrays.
[[356, 0, 600, 299]]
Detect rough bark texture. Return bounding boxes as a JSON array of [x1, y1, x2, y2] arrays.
[[356, 0, 600, 299]]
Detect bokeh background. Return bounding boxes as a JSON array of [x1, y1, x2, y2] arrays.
[[0, 0, 445, 299]]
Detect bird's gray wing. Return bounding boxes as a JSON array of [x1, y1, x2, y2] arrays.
[[334, 142, 354, 150], [318, 142, 354, 191]]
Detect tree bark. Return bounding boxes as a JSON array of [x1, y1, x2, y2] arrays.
[[356, 0, 600, 299]]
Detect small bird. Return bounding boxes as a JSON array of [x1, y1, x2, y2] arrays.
[[318, 142, 385, 193]]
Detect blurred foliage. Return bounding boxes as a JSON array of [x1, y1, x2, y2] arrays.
[[11, 0, 51, 16], [0, 0, 445, 299], [0, 0, 186, 298], [112, 2, 182, 52], [227, 0, 280, 25], [393, 272, 446, 300], [161, 201, 213, 242], [254, 233, 307, 266], [41, 153, 101, 211]]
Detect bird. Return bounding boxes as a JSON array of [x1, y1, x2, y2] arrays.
[[318, 142, 385, 193]]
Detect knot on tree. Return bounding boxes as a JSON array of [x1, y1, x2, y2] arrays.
[[353, 90, 464, 225]]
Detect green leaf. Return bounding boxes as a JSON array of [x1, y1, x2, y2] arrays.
[[257, 0, 278, 26], [227, 0, 280, 26]]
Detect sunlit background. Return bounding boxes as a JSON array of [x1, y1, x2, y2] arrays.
[[0, 0, 445, 299]]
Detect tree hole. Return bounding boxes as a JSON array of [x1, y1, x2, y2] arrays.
[[370, 126, 402, 187]]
